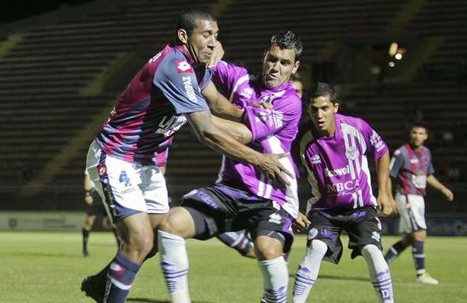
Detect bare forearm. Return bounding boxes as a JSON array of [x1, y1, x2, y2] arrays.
[[376, 152, 390, 194], [211, 115, 252, 144]]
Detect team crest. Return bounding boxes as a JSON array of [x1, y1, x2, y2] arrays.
[[175, 60, 194, 73], [97, 165, 107, 176], [345, 147, 358, 160]]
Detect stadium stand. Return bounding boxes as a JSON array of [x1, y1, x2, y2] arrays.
[[0, 0, 465, 215]]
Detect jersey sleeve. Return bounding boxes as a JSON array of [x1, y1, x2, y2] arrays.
[[242, 94, 301, 141], [389, 148, 404, 178], [359, 118, 388, 160], [211, 60, 249, 99], [426, 148, 435, 175], [154, 57, 210, 114]]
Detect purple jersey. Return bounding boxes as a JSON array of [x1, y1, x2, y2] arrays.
[[96, 44, 212, 165], [211, 61, 302, 217], [390, 144, 434, 196], [299, 114, 389, 212]]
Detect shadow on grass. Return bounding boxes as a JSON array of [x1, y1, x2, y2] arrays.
[[128, 299, 212, 303], [289, 273, 369, 282]]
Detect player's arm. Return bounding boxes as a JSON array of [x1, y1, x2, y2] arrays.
[[375, 152, 397, 216], [201, 81, 244, 122], [211, 115, 252, 144], [427, 175, 454, 201], [187, 110, 291, 186]]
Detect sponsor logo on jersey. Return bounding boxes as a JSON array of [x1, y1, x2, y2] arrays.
[[310, 155, 321, 164], [182, 76, 198, 103], [175, 60, 194, 73], [326, 180, 359, 193], [325, 165, 351, 177]]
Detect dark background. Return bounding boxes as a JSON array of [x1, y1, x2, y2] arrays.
[[0, 0, 95, 24]]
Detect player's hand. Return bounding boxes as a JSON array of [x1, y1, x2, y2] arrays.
[[293, 212, 310, 233], [84, 195, 93, 206], [377, 192, 397, 217], [207, 41, 224, 68], [257, 152, 293, 186], [442, 188, 454, 202]]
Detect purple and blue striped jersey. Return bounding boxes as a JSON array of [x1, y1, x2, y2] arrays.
[[299, 114, 389, 212], [210, 61, 302, 217], [389, 144, 434, 196], [95, 43, 212, 166]]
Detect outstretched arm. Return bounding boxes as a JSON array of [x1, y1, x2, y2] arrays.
[[427, 175, 454, 201], [201, 81, 244, 122], [375, 152, 397, 216], [187, 110, 292, 186]]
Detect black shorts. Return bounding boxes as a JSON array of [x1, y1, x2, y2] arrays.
[[85, 192, 107, 217], [181, 183, 295, 253], [305, 207, 383, 264]]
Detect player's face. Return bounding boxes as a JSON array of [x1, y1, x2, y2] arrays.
[[307, 95, 339, 136], [262, 45, 300, 89], [290, 79, 303, 98], [185, 19, 219, 65], [409, 126, 428, 148]]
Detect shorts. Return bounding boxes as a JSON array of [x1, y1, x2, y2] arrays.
[[395, 193, 426, 233], [305, 207, 383, 264], [86, 141, 169, 222], [181, 183, 295, 253]]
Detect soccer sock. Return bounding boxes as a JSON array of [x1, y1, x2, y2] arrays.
[[82, 228, 90, 252], [412, 240, 425, 276], [293, 239, 327, 303], [362, 244, 394, 303], [104, 251, 141, 303], [258, 256, 288, 303], [158, 230, 191, 303], [384, 240, 407, 264]]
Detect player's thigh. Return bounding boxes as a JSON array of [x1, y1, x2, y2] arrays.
[[395, 193, 426, 232], [87, 153, 148, 221], [346, 209, 383, 257], [139, 165, 169, 215], [305, 211, 342, 263]]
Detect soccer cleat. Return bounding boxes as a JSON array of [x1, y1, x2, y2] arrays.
[[81, 276, 104, 302], [82, 249, 89, 257], [415, 272, 439, 285]]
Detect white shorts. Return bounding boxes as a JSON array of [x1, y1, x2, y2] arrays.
[[86, 141, 169, 222], [395, 193, 426, 233]]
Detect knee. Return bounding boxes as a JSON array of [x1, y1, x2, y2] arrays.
[[255, 236, 283, 260], [157, 207, 195, 238], [307, 239, 328, 258]]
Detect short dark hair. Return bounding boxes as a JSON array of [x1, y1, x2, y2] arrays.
[[410, 121, 428, 132], [270, 30, 303, 61], [310, 82, 338, 103], [176, 8, 216, 36]]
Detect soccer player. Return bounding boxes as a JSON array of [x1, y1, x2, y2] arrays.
[[384, 122, 454, 285], [81, 170, 120, 257], [289, 72, 304, 99], [80, 9, 291, 303], [292, 83, 397, 303], [157, 30, 307, 303]]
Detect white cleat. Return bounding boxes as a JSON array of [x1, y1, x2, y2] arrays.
[[416, 272, 439, 285]]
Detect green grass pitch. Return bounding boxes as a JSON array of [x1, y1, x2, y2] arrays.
[[1, 231, 466, 302]]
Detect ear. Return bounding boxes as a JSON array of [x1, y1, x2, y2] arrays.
[[333, 102, 339, 113], [178, 28, 189, 44], [292, 60, 300, 74]]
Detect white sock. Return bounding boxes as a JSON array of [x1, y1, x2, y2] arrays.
[[158, 230, 191, 303], [362, 244, 394, 303], [293, 239, 327, 303], [258, 256, 288, 303]]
